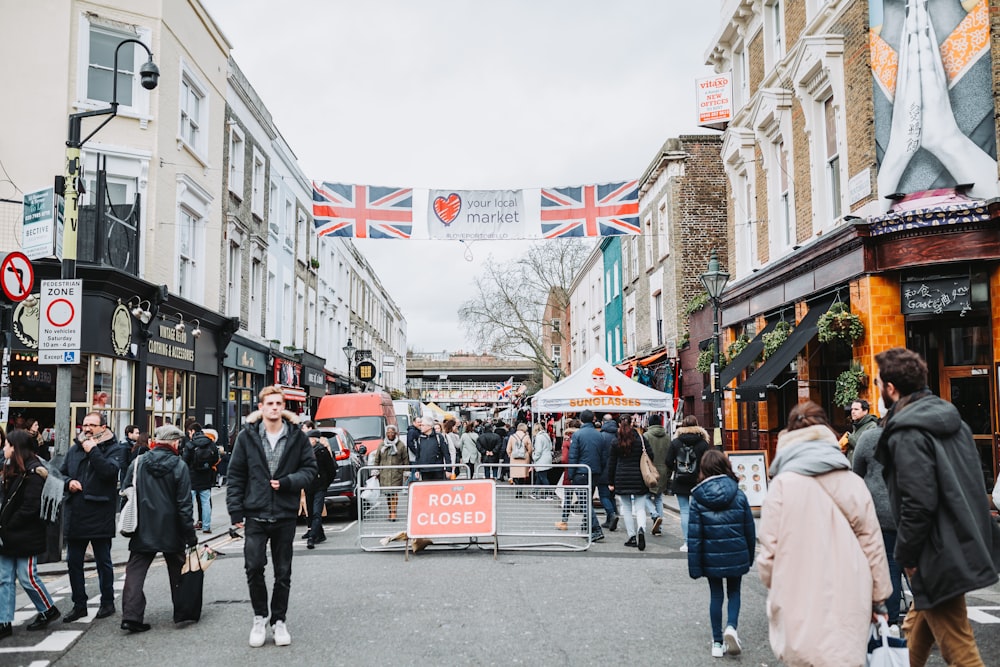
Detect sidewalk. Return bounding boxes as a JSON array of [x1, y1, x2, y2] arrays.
[[36, 486, 230, 576]]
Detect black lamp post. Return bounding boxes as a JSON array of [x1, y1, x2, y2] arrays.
[[551, 361, 562, 384], [342, 338, 356, 393], [54, 38, 159, 460], [699, 249, 730, 446]]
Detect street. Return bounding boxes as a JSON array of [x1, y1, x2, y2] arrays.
[[1, 488, 997, 666]]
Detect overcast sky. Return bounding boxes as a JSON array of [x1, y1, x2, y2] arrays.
[[200, 0, 722, 352]]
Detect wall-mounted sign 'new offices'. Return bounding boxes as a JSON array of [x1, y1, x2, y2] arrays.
[[38, 279, 82, 364]]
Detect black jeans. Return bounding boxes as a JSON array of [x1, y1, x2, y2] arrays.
[[305, 490, 325, 540], [66, 538, 114, 608], [243, 518, 296, 624]]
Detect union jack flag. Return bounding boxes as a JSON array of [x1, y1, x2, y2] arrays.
[[495, 376, 513, 400], [312, 181, 413, 239], [539, 180, 640, 238]]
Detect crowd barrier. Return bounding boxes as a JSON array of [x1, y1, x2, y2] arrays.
[[356, 463, 594, 553]]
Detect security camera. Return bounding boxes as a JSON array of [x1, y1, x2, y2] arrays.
[[139, 59, 160, 90]]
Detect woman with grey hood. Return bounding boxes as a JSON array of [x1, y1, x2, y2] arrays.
[[757, 401, 891, 667]]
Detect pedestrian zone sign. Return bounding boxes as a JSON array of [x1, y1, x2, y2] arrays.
[[38, 279, 82, 365]]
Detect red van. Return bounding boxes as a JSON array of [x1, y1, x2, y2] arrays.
[[314, 392, 397, 456]]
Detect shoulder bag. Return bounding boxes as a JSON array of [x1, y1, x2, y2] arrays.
[[639, 436, 660, 489], [118, 456, 141, 537]]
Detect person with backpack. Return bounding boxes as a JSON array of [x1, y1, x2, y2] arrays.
[[506, 423, 533, 496], [687, 449, 756, 658], [413, 415, 450, 481], [182, 422, 220, 534], [303, 430, 337, 548], [667, 415, 712, 552]]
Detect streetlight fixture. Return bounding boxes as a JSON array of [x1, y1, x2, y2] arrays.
[[551, 361, 562, 383], [699, 249, 730, 448], [342, 338, 356, 393], [54, 38, 158, 460]]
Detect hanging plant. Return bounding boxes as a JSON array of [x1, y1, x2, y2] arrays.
[[696, 345, 715, 374], [724, 333, 751, 365], [834, 362, 868, 408], [685, 291, 710, 316], [762, 320, 792, 359], [817, 302, 864, 344]]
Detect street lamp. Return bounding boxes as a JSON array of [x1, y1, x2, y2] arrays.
[[342, 338, 356, 393], [699, 249, 730, 447], [54, 38, 159, 460], [551, 361, 562, 383]]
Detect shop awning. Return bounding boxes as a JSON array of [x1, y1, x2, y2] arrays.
[[734, 297, 835, 402], [280, 385, 307, 402], [719, 320, 778, 388]]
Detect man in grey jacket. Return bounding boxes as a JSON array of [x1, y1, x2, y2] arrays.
[[228, 385, 317, 649], [875, 347, 1000, 666]]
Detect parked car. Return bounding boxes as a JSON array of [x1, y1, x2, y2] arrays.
[[320, 427, 363, 518]]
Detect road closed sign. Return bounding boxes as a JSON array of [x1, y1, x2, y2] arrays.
[[38, 279, 82, 365], [406, 479, 496, 539]]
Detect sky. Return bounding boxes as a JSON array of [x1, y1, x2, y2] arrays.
[[200, 0, 723, 352]]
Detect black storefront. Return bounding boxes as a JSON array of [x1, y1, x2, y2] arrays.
[[3, 259, 231, 442], [222, 335, 269, 446], [299, 350, 328, 417]]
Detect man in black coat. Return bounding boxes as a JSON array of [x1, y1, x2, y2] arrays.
[[60, 411, 125, 622], [476, 424, 503, 480], [875, 348, 1000, 665], [181, 422, 220, 534], [227, 386, 317, 648]]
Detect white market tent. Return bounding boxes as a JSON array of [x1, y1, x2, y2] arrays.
[[530, 354, 672, 414]]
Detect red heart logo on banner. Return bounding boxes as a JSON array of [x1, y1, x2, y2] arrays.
[[433, 193, 462, 225]]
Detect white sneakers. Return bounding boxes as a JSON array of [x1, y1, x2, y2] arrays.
[[249, 616, 267, 648], [680, 542, 689, 552], [273, 620, 291, 646], [723, 626, 742, 656], [711, 642, 724, 658], [250, 617, 292, 647]]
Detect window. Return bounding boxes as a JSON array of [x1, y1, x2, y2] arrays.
[[605, 269, 611, 305], [178, 64, 208, 158], [612, 260, 619, 296], [552, 345, 561, 363], [734, 45, 750, 106], [296, 210, 308, 263], [769, 0, 784, 62], [551, 319, 561, 333], [228, 126, 245, 198], [658, 202, 670, 259], [268, 180, 280, 237], [251, 150, 265, 217], [622, 241, 630, 282], [653, 292, 663, 346], [824, 97, 841, 220], [644, 215, 653, 268], [630, 237, 639, 277], [283, 198, 294, 251], [250, 258, 262, 335], [178, 209, 197, 299], [266, 271, 277, 339], [78, 19, 153, 117], [176, 175, 211, 302], [282, 283, 292, 343], [227, 242, 241, 317], [778, 142, 793, 248], [614, 326, 621, 363]]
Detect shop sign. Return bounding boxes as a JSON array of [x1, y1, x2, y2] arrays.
[[356, 360, 376, 382], [225, 341, 266, 373], [12, 299, 39, 348], [110, 303, 132, 356], [901, 277, 972, 315], [21, 187, 63, 260], [303, 367, 325, 388], [147, 317, 195, 365]]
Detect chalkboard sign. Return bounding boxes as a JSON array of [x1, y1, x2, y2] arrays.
[[901, 277, 971, 315]]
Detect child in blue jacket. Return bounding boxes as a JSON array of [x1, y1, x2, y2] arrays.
[[687, 449, 756, 658]]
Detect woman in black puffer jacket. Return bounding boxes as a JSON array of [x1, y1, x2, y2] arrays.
[[0, 428, 62, 639], [607, 416, 653, 550]]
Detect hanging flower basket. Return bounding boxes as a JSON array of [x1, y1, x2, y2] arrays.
[[696, 345, 715, 374], [762, 320, 792, 359], [725, 334, 751, 366], [817, 303, 864, 344], [834, 363, 868, 408]]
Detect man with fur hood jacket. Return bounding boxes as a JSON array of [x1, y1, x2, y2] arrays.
[[227, 386, 317, 648]]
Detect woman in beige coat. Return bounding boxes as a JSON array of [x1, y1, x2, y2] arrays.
[[506, 423, 533, 495], [757, 401, 892, 667]]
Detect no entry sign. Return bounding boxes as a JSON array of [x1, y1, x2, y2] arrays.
[[406, 479, 496, 539], [38, 279, 82, 365], [0, 252, 34, 302]]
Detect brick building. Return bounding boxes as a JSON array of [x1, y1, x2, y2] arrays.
[[706, 0, 1000, 488]]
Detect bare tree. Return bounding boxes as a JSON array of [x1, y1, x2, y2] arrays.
[[459, 240, 590, 370]]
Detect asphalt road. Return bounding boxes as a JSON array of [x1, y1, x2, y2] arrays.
[[3, 488, 998, 666]]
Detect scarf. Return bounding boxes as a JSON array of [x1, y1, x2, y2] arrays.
[[770, 424, 850, 478]]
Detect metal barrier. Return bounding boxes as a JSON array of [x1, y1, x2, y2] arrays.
[[357, 463, 471, 551], [356, 463, 595, 552]]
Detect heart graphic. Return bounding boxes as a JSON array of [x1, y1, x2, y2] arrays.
[[433, 193, 462, 225]]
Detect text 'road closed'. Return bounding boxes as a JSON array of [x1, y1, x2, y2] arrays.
[[406, 479, 496, 538]]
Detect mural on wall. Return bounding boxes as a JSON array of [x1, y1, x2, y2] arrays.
[[870, 0, 998, 208]]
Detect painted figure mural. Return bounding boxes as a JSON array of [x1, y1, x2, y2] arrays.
[[870, 0, 998, 207]]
